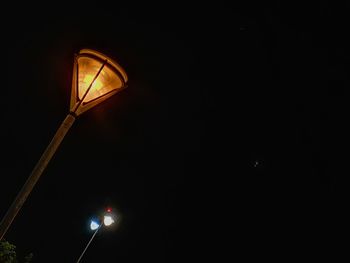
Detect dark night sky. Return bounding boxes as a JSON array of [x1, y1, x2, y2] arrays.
[[1, 2, 348, 262]]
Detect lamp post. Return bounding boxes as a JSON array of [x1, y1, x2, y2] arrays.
[[0, 49, 128, 240], [76, 211, 116, 263]]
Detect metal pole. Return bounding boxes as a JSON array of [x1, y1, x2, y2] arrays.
[[76, 225, 101, 263], [0, 113, 76, 240]]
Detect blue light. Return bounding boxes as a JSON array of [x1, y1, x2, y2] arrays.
[[90, 220, 100, 230]]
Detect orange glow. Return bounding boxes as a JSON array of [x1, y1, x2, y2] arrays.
[[80, 73, 104, 100], [70, 49, 128, 115], [77, 56, 123, 103]]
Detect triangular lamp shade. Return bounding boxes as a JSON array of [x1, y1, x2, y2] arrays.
[[70, 49, 128, 116]]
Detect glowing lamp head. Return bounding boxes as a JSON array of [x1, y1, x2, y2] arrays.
[[107, 208, 112, 213], [103, 215, 115, 226], [70, 49, 128, 116], [90, 220, 100, 230]]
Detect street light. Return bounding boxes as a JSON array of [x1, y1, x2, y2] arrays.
[[0, 49, 128, 240], [90, 220, 100, 231], [76, 210, 117, 263], [103, 215, 115, 226]]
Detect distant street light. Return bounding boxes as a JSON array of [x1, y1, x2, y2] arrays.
[[90, 220, 100, 231], [77, 209, 117, 263], [103, 215, 115, 226], [0, 49, 128, 240]]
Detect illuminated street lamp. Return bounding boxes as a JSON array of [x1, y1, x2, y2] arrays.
[[0, 49, 128, 240], [104, 215, 115, 226], [90, 220, 100, 231], [76, 210, 117, 263]]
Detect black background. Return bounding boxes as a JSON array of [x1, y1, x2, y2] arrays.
[[1, 2, 348, 262]]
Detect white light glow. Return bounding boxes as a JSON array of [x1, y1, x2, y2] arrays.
[[90, 220, 100, 230], [104, 216, 115, 226]]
